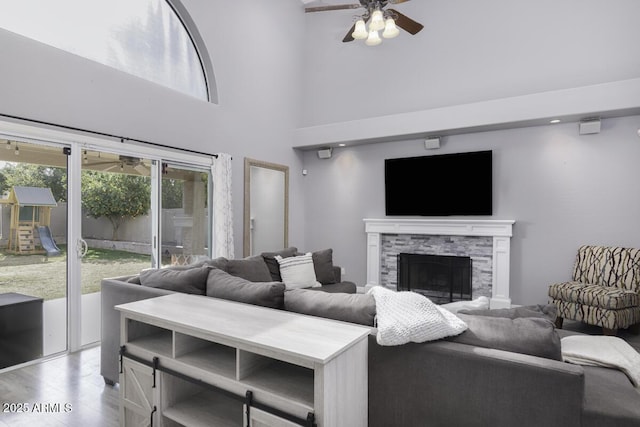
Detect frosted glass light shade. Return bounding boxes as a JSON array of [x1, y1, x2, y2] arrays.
[[369, 9, 385, 31], [352, 19, 368, 39], [365, 30, 382, 46], [382, 18, 399, 38]]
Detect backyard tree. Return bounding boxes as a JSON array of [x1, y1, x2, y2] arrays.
[[81, 171, 151, 240], [0, 163, 67, 201], [162, 178, 184, 208]]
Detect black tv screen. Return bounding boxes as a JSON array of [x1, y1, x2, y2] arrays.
[[385, 150, 493, 216]]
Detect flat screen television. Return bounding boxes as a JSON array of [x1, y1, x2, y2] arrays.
[[385, 150, 492, 216]]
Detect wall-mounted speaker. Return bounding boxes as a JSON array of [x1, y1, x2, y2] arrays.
[[317, 148, 332, 159], [424, 137, 440, 150], [579, 118, 601, 135]]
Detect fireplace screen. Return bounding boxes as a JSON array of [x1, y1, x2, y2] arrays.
[[397, 253, 472, 303]]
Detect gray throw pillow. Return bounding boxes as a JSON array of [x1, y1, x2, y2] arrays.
[[203, 257, 229, 271], [127, 275, 142, 284], [261, 247, 298, 281], [448, 314, 562, 361], [206, 267, 285, 309], [312, 249, 337, 285], [225, 255, 273, 282], [284, 289, 376, 326], [458, 304, 557, 322], [139, 265, 210, 295]]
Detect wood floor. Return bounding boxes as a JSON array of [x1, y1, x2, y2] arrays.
[[0, 345, 119, 427]]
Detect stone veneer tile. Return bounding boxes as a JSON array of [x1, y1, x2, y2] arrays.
[[380, 234, 493, 298]]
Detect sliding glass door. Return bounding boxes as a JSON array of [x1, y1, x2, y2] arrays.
[[0, 121, 214, 368], [79, 150, 153, 346], [160, 163, 211, 267], [0, 138, 69, 368]]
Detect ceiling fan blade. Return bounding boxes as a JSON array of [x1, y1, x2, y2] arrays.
[[305, 4, 360, 13], [134, 163, 150, 175], [85, 160, 119, 167], [343, 22, 356, 42], [388, 9, 424, 35], [388, 0, 411, 4]]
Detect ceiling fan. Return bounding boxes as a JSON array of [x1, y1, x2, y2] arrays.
[[84, 154, 150, 175], [305, 0, 423, 44]]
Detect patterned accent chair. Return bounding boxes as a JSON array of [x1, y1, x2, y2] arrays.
[[548, 245, 640, 335]]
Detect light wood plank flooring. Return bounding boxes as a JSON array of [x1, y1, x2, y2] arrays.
[[0, 346, 119, 427]]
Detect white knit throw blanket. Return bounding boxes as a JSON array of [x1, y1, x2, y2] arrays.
[[370, 286, 468, 346], [561, 335, 640, 388]]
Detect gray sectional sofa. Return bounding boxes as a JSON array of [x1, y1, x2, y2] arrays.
[[100, 249, 640, 427]]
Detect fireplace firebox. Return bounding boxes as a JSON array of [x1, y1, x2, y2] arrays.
[[397, 253, 472, 303]]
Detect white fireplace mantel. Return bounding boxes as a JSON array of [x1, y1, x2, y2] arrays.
[[364, 218, 515, 308]]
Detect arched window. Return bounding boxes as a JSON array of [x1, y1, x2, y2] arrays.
[[0, 0, 214, 102]]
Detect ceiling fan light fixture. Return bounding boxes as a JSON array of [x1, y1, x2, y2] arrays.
[[365, 29, 382, 46], [382, 18, 399, 38], [369, 9, 385, 31], [352, 19, 368, 39]]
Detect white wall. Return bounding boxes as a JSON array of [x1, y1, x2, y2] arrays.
[[297, 0, 640, 304], [301, 115, 640, 305], [0, 0, 307, 258], [301, 0, 640, 126]]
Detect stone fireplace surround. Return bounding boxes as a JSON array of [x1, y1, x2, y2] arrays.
[[364, 218, 515, 308]]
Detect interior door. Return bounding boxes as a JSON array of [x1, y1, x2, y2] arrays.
[[0, 138, 68, 368]]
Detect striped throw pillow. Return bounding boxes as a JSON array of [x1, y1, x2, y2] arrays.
[[275, 253, 321, 290]]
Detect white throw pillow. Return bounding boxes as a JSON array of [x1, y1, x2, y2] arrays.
[[275, 253, 321, 289], [439, 296, 490, 314]]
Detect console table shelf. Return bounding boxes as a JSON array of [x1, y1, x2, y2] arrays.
[[117, 293, 369, 427], [163, 388, 242, 427]]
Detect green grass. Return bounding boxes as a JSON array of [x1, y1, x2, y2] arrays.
[[0, 245, 151, 300]]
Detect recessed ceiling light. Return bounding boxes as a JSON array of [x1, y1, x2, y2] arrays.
[[550, 119, 561, 124], [338, 143, 346, 147]]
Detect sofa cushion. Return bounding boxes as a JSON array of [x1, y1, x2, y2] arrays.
[[225, 255, 272, 282], [275, 253, 321, 289], [206, 267, 285, 309], [139, 265, 210, 295], [284, 288, 376, 326], [306, 281, 357, 294], [449, 314, 563, 361], [458, 304, 558, 322], [549, 281, 639, 309], [312, 248, 337, 285], [261, 247, 298, 281], [581, 365, 640, 427]]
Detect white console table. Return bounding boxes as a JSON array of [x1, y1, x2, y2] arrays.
[[116, 293, 370, 427]]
